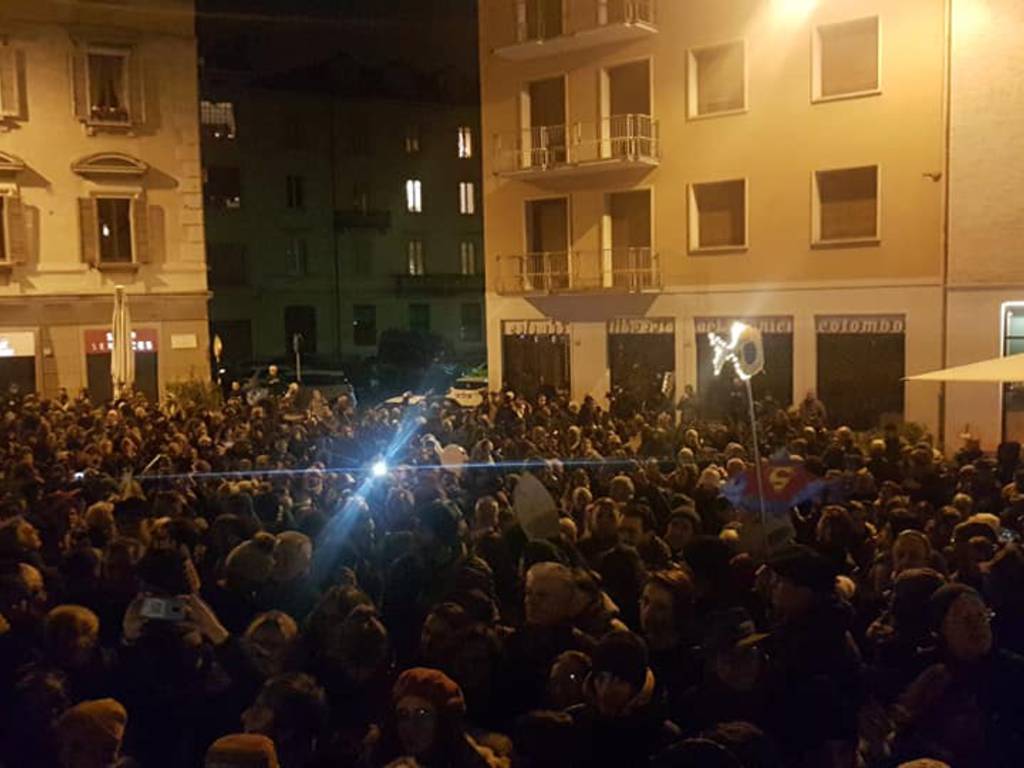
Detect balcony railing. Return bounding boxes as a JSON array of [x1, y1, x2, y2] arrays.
[[493, 115, 659, 178], [496, 0, 657, 59], [394, 273, 484, 296], [334, 209, 391, 231], [496, 248, 660, 295]]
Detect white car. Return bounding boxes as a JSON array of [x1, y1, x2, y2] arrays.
[[445, 376, 488, 408]]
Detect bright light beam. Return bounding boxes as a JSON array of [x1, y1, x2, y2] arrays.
[[371, 460, 388, 478]]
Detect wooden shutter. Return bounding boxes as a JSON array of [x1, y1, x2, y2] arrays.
[[79, 198, 98, 265], [0, 44, 19, 118], [5, 195, 25, 264], [128, 49, 146, 128], [132, 196, 149, 263], [70, 47, 89, 120]]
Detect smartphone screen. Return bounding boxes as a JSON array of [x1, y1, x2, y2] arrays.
[[140, 596, 186, 621]]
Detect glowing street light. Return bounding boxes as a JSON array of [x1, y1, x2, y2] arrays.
[[371, 460, 388, 478]]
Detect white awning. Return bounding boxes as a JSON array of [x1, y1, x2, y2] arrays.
[[905, 353, 1024, 383]]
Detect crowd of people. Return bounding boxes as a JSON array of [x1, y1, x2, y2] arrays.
[[1, 380, 1024, 768]]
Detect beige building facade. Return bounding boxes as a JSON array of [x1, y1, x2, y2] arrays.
[[0, 0, 209, 401], [479, 0, 950, 433]]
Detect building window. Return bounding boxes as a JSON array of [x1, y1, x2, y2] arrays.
[[286, 175, 305, 210], [406, 179, 422, 213], [0, 195, 21, 264], [96, 198, 134, 263], [353, 238, 372, 277], [407, 240, 425, 276], [86, 48, 130, 124], [350, 121, 370, 155], [688, 41, 746, 118], [405, 124, 421, 153], [688, 179, 747, 251], [459, 182, 475, 215], [284, 305, 317, 355], [813, 17, 880, 102], [458, 126, 474, 158], [285, 236, 308, 275], [1004, 304, 1024, 442], [200, 100, 236, 139], [204, 166, 242, 209], [207, 242, 247, 287], [460, 303, 483, 342], [409, 303, 431, 333], [352, 182, 371, 212], [460, 241, 478, 275], [353, 304, 377, 346], [813, 166, 879, 244], [0, 43, 23, 119]]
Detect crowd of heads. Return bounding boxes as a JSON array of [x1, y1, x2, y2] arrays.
[[1, 381, 1024, 768]]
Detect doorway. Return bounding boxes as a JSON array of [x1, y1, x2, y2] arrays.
[[525, 198, 569, 291]]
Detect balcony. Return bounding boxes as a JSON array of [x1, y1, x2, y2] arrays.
[[394, 273, 484, 296], [494, 0, 657, 60], [493, 115, 659, 180], [496, 248, 660, 295], [334, 209, 391, 231]]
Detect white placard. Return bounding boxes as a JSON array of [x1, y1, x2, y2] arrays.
[[170, 333, 198, 350]]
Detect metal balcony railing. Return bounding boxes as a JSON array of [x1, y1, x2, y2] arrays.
[[496, 248, 660, 295], [493, 115, 659, 175], [512, 0, 657, 44]]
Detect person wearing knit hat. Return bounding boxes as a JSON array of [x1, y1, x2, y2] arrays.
[[205, 733, 279, 768], [56, 698, 128, 768]]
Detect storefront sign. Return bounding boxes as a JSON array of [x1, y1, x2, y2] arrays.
[[170, 333, 198, 350], [695, 316, 794, 335], [608, 317, 674, 336], [0, 331, 36, 358], [84, 328, 159, 355], [502, 319, 569, 337], [815, 315, 905, 334]]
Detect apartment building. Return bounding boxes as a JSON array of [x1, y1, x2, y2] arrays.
[[479, 0, 948, 432], [0, 0, 210, 400], [200, 45, 485, 368], [945, 0, 1024, 447]]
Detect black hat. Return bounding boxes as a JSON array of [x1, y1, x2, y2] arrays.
[[768, 544, 837, 594], [703, 607, 769, 652], [591, 630, 648, 690]]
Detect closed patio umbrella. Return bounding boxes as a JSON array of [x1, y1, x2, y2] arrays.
[[111, 284, 135, 399]]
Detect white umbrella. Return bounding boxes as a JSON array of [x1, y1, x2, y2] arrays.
[[111, 285, 135, 398], [905, 353, 1024, 383]]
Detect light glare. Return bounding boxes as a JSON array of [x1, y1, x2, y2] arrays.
[[371, 460, 388, 477]]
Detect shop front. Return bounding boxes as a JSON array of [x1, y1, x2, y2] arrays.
[[0, 331, 37, 396], [816, 314, 905, 429], [501, 319, 570, 398], [608, 317, 675, 408], [85, 328, 159, 403], [1003, 303, 1024, 443], [695, 316, 794, 420]]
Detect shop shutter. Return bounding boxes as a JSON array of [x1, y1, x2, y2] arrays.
[[128, 49, 146, 128], [70, 47, 89, 121], [132, 196, 149, 263], [0, 44, 20, 118], [5, 196, 26, 264], [79, 198, 98, 266]]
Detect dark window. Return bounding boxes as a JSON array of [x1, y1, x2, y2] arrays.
[[696, 331, 794, 419], [502, 331, 570, 398], [460, 303, 482, 342], [409, 303, 431, 333], [817, 331, 904, 429], [87, 51, 129, 124], [204, 166, 241, 209], [207, 242, 247, 287], [211, 320, 252, 364], [286, 175, 305, 209], [97, 198, 133, 263], [353, 305, 376, 346], [284, 305, 317, 355], [285, 236, 308, 276], [353, 238, 372, 277], [1003, 307, 1024, 442]]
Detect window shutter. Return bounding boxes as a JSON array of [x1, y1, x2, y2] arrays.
[[5, 196, 26, 264], [132, 197, 149, 263], [79, 198, 98, 265], [128, 50, 146, 127], [0, 45, 20, 118], [70, 48, 89, 120]]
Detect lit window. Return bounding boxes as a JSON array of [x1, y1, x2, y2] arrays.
[[200, 100, 237, 139], [688, 41, 746, 118], [405, 124, 420, 153], [407, 240, 425, 275], [459, 182, 475, 215], [458, 126, 474, 158], [406, 179, 422, 213], [813, 165, 879, 244], [688, 179, 747, 251], [286, 174, 305, 209], [96, 198, 133, 263], [460, 241, 477, 275], [87, 49, 130, 124], [813, 17, 880, 101]]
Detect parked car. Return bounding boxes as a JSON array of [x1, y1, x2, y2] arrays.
[[445, 374, 488, 408]]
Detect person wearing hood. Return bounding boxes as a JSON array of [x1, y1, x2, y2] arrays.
[[568, 630, 679, 768], [56, 698, 135, 768], [761, 544, 864, 768], [890, 583, 1024, 768], [362, 667, 501, 768]]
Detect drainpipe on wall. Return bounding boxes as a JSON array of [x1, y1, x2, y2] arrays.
[[938, 0, 953, 451]]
